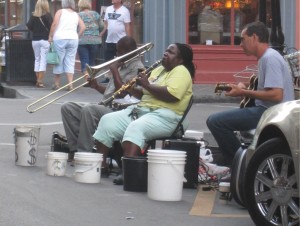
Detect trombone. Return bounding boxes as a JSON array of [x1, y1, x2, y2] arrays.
[[26, 42, 154, 113]]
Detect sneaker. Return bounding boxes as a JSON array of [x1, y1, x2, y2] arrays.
[[219, 172, 231, 183], [52, 84, 60, 90], [202, 162, 230, 178], [200, 148, 213, 163]]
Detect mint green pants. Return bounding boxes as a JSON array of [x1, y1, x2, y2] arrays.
[[93, 105, 183, 149]]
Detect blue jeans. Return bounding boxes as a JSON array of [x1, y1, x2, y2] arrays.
[[206, 106, 267, 166], [77, 44, 99, 72]]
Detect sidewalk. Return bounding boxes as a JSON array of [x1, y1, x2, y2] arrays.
[[1, 66, 240, 104]]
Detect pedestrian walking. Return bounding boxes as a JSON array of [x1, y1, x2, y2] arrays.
[[48, 0, 86, 91], [26, 0, 53, 88]]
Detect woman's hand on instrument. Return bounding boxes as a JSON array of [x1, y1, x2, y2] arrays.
[[136, 72, 150, 88]]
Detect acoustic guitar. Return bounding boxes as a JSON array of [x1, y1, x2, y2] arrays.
[[214, 74, 258, 108]]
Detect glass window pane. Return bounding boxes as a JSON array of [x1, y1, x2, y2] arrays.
[[9, 0, 23, 27], [123, 0, 143, 44], [188, 0, 258, 45]]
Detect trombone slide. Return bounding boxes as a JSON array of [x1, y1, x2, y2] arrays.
[[26, 42, 154, 113]]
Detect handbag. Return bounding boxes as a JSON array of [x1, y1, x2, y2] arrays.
[[47, 43, 60, 65], [39, 17, 49, 32]]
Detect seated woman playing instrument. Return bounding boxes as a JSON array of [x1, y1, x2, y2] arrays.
[[93, 43, 195, 181]]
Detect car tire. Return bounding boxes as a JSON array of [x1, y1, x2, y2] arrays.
[[244, 137, 299, 226], [230, 148, 247, 207]]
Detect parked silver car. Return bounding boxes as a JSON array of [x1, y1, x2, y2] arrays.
[[243, 100, 300, 226]]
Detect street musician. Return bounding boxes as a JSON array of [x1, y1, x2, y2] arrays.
[[207, 22, 294, 169], [93, 43, 195, 185], [60, 36, 144, 162]]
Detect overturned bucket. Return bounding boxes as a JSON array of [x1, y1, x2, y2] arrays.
[[147, 149, 186, 201], [14, 126, 40, 166], [123, 156, 147, 192], [74, 153, 103, 183], [46, 152, 68, 176]]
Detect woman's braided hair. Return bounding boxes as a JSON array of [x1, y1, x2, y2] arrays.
[[175, 43, 195, 78]]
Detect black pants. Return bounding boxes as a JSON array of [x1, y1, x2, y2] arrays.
[[104, 43, 117, 61]]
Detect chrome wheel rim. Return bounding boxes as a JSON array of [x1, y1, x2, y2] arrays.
[[254, 154, 299, 226]]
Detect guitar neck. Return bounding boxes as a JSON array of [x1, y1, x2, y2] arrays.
[[214, 83, 232, 95]]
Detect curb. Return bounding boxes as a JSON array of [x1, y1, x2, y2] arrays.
[[1, 82, 241, 104]]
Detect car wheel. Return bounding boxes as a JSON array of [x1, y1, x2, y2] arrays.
[[230, 148, 247, 207], [244, 137, 299, 226]]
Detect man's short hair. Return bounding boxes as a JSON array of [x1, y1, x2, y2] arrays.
[[243, 21, 269, 43]]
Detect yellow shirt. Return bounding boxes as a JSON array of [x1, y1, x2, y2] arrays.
[[139, 65, 193, 115]]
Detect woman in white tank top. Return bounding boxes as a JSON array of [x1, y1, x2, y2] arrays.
[[48, 0, 85, 91]]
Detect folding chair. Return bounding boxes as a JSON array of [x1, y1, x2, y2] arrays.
[[109, 95, 194, 170], [143, 95, 194, 152]]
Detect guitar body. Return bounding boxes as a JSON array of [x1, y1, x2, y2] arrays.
[[214, 74, 258, 108], [239, 75, 258, 108]]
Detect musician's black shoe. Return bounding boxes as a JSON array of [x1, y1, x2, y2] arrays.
[[68, 151, 76, 162], [113, 173, 123, 185], [51, 131, 70, 153], [52, 131, 67, 142], [52, 138, 70, 153]]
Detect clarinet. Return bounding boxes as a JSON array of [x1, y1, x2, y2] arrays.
[[100, 59, 162, 106]]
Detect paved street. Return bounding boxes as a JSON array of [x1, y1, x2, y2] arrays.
[[0, 72, 255, 226]]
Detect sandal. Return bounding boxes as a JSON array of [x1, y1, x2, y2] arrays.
[[36, 82, 45, 88], [52, 84, 60, 90], [65, 86, 73, 91]]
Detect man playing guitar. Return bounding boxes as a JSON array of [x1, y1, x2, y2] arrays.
[[206, 21, 295, 168]]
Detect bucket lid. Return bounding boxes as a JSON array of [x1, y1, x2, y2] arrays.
[[147, 159, 186, 164], [46, 152, 68, 159], [15, 125, 40, 131], [74, 152, 103, 160], [122, 156, 147, 161], [147, 149, 186, 156]]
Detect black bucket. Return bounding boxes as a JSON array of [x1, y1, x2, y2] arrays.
[[122, 156, 147, 192]]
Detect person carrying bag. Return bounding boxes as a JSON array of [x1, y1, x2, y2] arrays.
[[26, 0, 53, 88], [47, 43, 60, 65]]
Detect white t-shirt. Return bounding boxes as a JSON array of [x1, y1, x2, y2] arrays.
[[53, 9, 79, 40], [104, 5, 131, 43]]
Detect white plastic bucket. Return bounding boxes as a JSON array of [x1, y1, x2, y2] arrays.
[[46, 152, 68, 176], [74, 153, 103, 183], [147, 149, 186, 201], [14, 126, 40, 166]]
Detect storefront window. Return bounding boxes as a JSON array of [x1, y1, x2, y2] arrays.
[[7, 0, 24, 27], [0, 2, 4, 27], [188, 0, 258, 45], [123, 0, 143, 44]]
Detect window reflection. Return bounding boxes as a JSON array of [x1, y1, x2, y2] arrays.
[[188, 0, 258, 45], [6, 0, 24, 27]]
